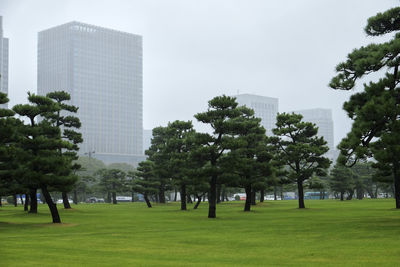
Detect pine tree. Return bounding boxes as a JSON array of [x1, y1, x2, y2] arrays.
[[146, 126, 172, 203], [194, 95, 246, 218], [330, 7, 400, 208], [130, 160, 160, 208], [164, 120, 195, 211], [44, 91, 82, 209], [0, 93, 22, 207], [329, 164, 355, 201], [13, 92, 75, 223], [97, 169, 127, 204], [225, 106, 273, 211], [271, 113, 331, 208]]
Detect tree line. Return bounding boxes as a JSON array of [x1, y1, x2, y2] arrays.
[[1, 92, 395, 223], [1, 6, 400, 223], [130, 95, 331, 217]]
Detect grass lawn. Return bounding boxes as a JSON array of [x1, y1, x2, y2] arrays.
[[0, 199, 399, 266]]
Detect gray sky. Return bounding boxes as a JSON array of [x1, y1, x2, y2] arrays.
[[0, 0, 398, 146]]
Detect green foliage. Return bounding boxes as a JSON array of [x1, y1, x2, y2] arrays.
[[0, 93, 23, 198], [271, 112, 331, 208], [164, 120, 196, 210], [107, 163, 135, 173], [223, 106, 273, 210], [11, 92, 80, 222], [329, 164, 355, 200], [146, 126, 173, 203], [194, 95, 253, 217], [330, 6, 400, 208], [97, 168, 127, 204], [130, 160, 160, 207]]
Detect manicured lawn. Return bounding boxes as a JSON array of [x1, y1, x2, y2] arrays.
[[0, 199, 399, 266]]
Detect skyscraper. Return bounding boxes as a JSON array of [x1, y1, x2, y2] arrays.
[[38, 21, 143, 165], [0, 16, 9, 107], [235, 94, 279, 136]]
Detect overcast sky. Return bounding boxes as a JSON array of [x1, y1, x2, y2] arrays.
[[0, 0, 398, 146]]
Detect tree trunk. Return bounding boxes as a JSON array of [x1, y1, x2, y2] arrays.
[[366, 188, 375, 199], [174, 187, 177, 202], [73, 190, 78, 205], [251, 189, 256, 205], [320, 190, 323, 200], [340, 191, 344, 201], [208, 175, 217, 218], [112, 192, 117, 204], [280, 186, 284, 200], [62, 192, 71, 209], [131, 191, 135, 202], [24, 193, 30, 211], [144, 193, 152, 208], [187, 195, 193, 204], [194, 194, 202, 209], [29, 188, 38, 213], [244, 185, 251, 212], [0, 197, 2, 207], [159, 182, 166, 204], [20, 195, 24, 205], [346, 190, 354, 200], [41, 186, 61, 223], [393, 163, 400, 209], [260, 189, 264, 203], [180, 184, 187, 211], [274, 186, 277, 200], [221, 187, 225, 202], [13, 194, 17, 207], [216, 184, 221, 204], [356, 188, 363, 200], [297, 180, 305, 208], [107, 191, 111, 203]]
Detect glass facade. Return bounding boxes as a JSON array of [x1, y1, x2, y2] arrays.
[[38, 21, 143, 164]]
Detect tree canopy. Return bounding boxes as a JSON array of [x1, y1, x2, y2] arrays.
[[271, 112, 331, 208], [330, 6, 400, 208]]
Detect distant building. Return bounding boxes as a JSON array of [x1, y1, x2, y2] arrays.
[[0, 16, 9, 107], [234, 94, 279, 136], [292, 108, 338, 163], [38, 21, 144, 165], [143, 129, 153, 153]]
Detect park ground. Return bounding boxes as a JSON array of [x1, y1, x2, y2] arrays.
[[0, 199, 399, 266]]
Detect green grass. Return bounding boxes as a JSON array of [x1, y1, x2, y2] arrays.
[[1, 199, 399, 266]]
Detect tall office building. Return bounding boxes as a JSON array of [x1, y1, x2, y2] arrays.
[[0, 16, 9, 107], [38, 21, 143, 165], [235, 94, 279, 136]]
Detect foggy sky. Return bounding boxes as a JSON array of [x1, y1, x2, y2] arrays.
[[0, 0, 397, 147]]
